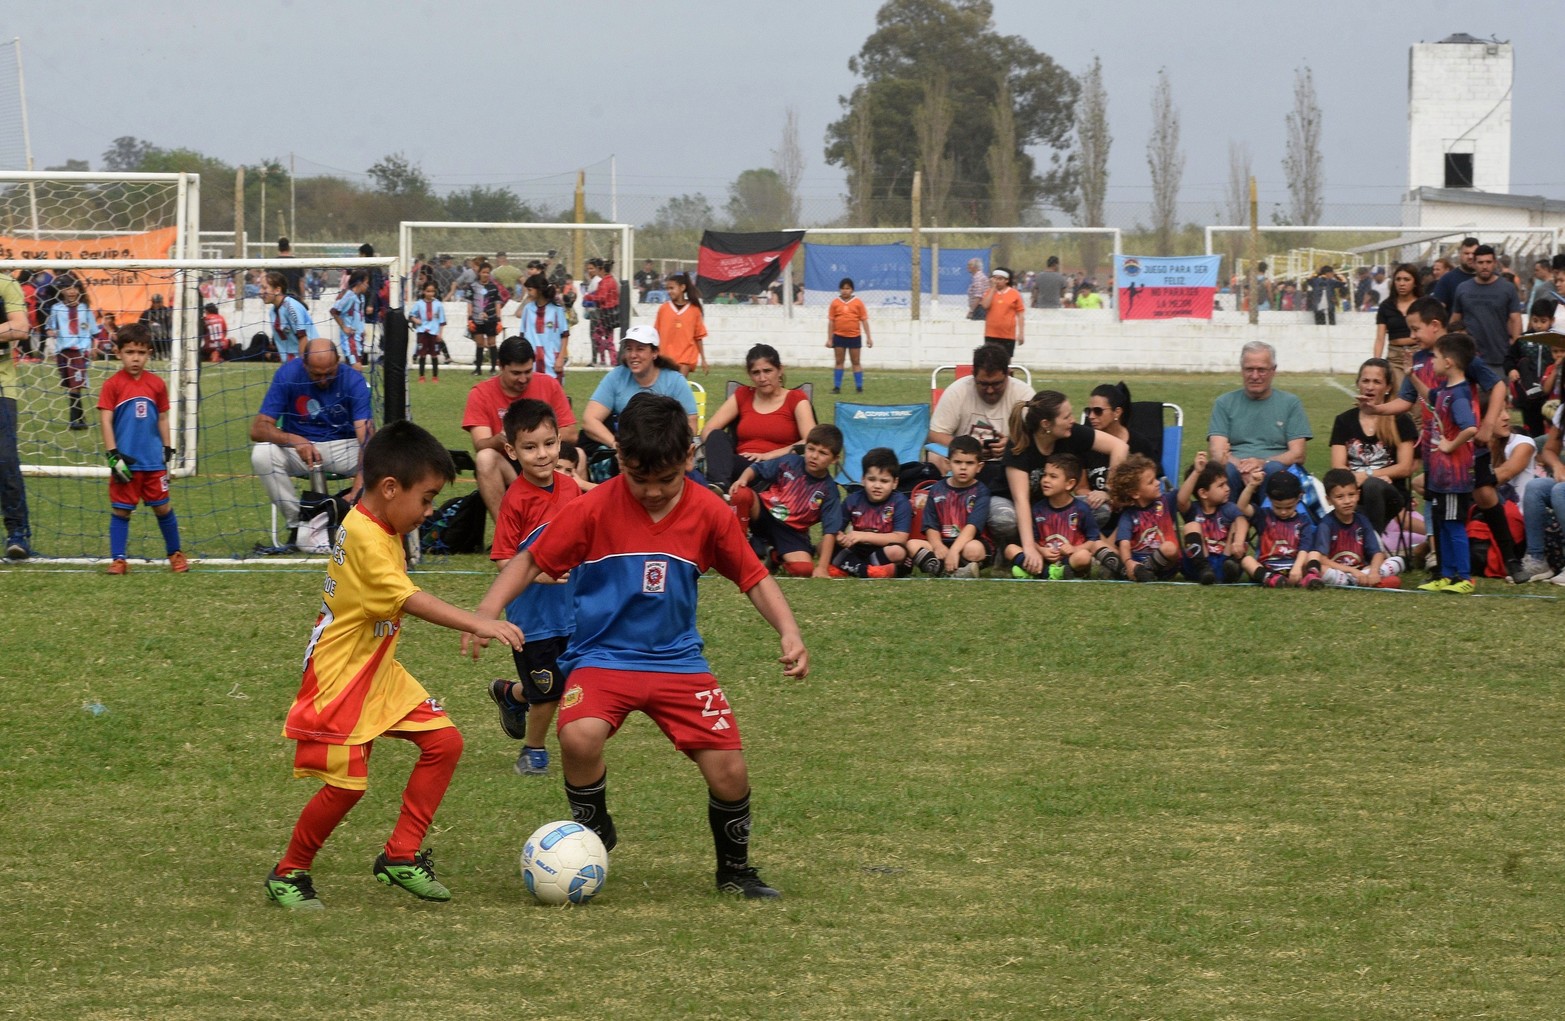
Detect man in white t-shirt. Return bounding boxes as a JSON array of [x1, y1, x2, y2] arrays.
[[927, 342, 1034, 545]]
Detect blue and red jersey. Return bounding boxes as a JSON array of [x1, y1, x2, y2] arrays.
[[1184, 500, 1242, 556], [96, 369, 169, 471], [1029, 496, 1100, 552], [1252, 507, 1315, 566], [1426, 380, 1477, 494], [842, 489, 912, 537], [1399, 349, 1496, 457], [1115, 496, 1177, 559], [920, 479, 991, 540], [528, 476, 767, 676], [491, 470, 581, 642], [750, 453, 843, 533], [1310, 510, 1382, 569]]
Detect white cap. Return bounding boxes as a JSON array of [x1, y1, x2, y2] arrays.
[[622, 324, 660, 347]]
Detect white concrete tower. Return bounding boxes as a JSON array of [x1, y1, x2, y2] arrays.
[[1407, 34, 1512, 194]]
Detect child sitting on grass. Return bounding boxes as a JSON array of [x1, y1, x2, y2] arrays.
[[830, 446, 911, 578], [1308, 467, 1400, 588], [1006, 452, 1122, 579], [1175, 451, 1247, 584], [1110, 453, 1180, 582], [731, 424, 844, 578], [909, 435, 992, 578], [1237, 469, 1321, 588]]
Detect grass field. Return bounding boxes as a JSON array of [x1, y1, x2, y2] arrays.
[[4, 362, 1564, 1019]]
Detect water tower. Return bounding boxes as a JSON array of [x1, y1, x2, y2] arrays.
[[1407, 34, 1512, 195]]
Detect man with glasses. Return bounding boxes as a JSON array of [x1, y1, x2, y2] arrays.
[[928, 343, 1034, 544], [1207, 341, 1312, 497], [249, 338, 372, 550]]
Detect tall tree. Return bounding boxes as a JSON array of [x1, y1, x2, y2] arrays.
[[101, 137, 157, 172], [367, 152, 431, 198], [847, 89, 876, 224], [1222, 141, 1253, 274], [1075, 56, 1111, 275], [825, 0, 1078, 224], [985, 76, 1021, 264], [443, 184, 534, 223], [726, 168, 793, 230], [1146, 68, 1184, 255], [1283, 66, 1324, 236], [772, 107, 804, 228], [915, 71, 956, 225], [652, 193, 716, 232]]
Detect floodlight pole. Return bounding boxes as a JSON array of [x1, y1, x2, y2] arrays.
[[1248, 177, 1259, 325], [13, 38, 40, 239]]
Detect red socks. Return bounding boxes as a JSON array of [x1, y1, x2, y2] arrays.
[[384, 726, 464, 861], [278, 784, 364, 873]]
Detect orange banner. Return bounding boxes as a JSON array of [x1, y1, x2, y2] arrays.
[[0, 226, 180, 321]]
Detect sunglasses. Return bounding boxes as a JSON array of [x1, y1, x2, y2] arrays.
[[1084, 406, 1112, 416]]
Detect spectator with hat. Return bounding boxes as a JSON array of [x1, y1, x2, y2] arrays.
[[980, 267, 1026, 358], [581, 324, 698, 454]]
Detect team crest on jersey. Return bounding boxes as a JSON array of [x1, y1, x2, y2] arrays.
[[643, 560, 668, 593], [530, 668, 556, 695], [135, 402, 149, 418], [562, 685, 584, 709]]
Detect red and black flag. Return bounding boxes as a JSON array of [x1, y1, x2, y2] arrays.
[[696, 230, 804, 300]]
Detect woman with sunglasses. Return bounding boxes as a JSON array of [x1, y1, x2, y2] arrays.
[[1081, 382, 1160, 527]]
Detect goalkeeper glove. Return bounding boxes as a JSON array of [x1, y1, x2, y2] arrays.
[[106, 449, 133, 483], [164, 446, 177, 465]]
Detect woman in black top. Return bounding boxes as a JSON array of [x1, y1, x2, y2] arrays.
[[1082, 382, 1160, 524], [1329, 357, 1416, 532], [1372, 263, 1421, 387], [1002, 390, 1127, 575]]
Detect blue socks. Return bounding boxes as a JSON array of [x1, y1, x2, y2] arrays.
[[833, 368, 844, 389], [157, 509, 183, 555], [109, 514, 130, 560], [853, 371, 863, 391]]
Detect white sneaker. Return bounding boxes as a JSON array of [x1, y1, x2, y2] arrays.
[[954, 562, 981, 579], [1380, 555, 1406, 577], [1519, 555, 1555, 582], [1550, 570, 1565, 587]]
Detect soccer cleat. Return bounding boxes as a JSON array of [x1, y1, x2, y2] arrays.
[[515, 746, 549, 776], [716, 866, 781, 899], [168, 551, 189, 573], [1518, 555, 1554, 582], [1417, 577, 1452, 593], [1503, 559, 1529, 585], [864, 563, 897, 579], [264, 868, 325, 911], [1301, 569, 1325, 590], [826, 564, 852, 579], [1262, 572, 1286, 588], [417, 376, 426, 383], [953, 562, 982, 579], [1377, 575, 1403, 589], [912, 548, 942, 576], [4, 534, 28, 560], [1128, 562, 1153, 583], [372, 850, 452, 901], [829, 386, 841, 394], [68, 420, 89, 431], [1011, 564, 1034, 579], [1196, 564, 1217, 585], [1442, 579, 1475, 595], [1221, 560, 1245, 583], [106, 558, 128, 575], [487, 679, 529, 741]]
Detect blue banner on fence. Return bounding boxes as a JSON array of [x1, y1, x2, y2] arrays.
[[801, 244, 989, 304]]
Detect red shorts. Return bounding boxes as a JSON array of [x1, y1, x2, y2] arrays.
[[110, 469, 170, 510], [57, 350, 88, 390], [559, 667, 743, 751], [291, 697, 453, 791]]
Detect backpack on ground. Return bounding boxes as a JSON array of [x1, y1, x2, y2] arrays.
[[420, 491, 487, 554]]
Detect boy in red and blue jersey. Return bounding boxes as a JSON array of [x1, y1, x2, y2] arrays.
[[474, 393, 809, 899], [730, 423, 844, 578], [1237, 469, 1321, 588], [1175, 452, 1248, 584], [1416, 334, 1480, 594], [1308, 468, 1400, 588], [96, 323, 186, 574], [479, 398, 581, 777], [1110, 453, 1181, 582], [909, 434, 993, 577], [1004, 452, 1121, 580], [830, 446, 912, 578]]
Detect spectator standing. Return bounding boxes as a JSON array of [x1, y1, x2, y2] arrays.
[[583, 258, 620, 372], [0, 269, 32, 558], [45, 282, 96, 430], [965, 258, 987, 318], [1305, 266, 1347, 325], [138, 293, 174, 360], [260, 271, 318, 361], [1451, 244, 1522, 374], [276, 237, 305, 299], [1431, 237, 1480, 309], [653, 272, 708, 376], [490, 252, 522, 293], [634, 259, 660, 301], [1030, 257, 1066, 308], [826, 277, 871, 394], [517, 274, 570, 380], [980, 268, 1026, 358], [1373, 263, 1422, 385]]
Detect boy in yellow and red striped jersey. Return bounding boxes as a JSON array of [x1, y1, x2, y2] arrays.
[[264, 421, 523, 911]]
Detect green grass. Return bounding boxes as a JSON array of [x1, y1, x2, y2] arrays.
[[13, 358, 1362, 558], [1, 563, 1563, 1019]]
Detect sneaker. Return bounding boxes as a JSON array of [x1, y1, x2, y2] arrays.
[[4, 534, 28, 560], [1377, 575, 1403, 589], [716, 866, 781, 899], [707, 482, 729, 501], [1550, 571, 1565, 587], [954, 562, 982, 579], [864, 563, 896, 579], [372, 849, 451, 901], [515, 746, 549, 776], [106, 558, 128, 575], [1503, 559, 1529, 586], [168, 551, 189, 573], [1442, 579, 1475, 595], [1011, 564, 1034, 579], [1417, 577, 1452, 593], [1263, 572, 1286, 588], [829, 386, 841, 394], [1129, 562, 1153, 583], [264, 868, 324, 911], [417, 376, 426, 383], [826, 564, 852, 579], [1519, 555, 1554, 582], [1197, 564, 1217, 585], [68, 420, 89, 431], [487, 679, 529, 741], [1301, 569, 1325, 590]]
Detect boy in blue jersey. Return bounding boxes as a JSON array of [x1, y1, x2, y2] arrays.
[[96, 323, 186, 574], [1175, 452, 1248, 584], [1416, 335, 1480, 594], [1237, 469, 1322, 588], [909, 435, 992, 578], [45, 283, 96, 430], [830, 446, 912, 578], [1308, 468, 1400, 589], [1004, 452, 1121, 580], [730, 423, 845, 578], [476, 399, 581, 776], [473, 393, 809, 899], [1110, 454, 1182, 582], [330, 270, 369, 363]]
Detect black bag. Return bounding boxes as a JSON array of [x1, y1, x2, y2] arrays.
[[897, 460, 941, 493], [420, 491, 487, 554]]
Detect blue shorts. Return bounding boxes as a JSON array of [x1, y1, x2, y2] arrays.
[[831, 334, 862, 350], [750, 514, 815, 559], [1180, 553, 1230, 581]]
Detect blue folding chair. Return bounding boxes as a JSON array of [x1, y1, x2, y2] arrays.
[[833, 402, 931, 485]]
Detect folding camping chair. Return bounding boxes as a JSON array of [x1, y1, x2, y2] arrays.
[[923, 363, 1034, 461], [832, 401, 931, 486]]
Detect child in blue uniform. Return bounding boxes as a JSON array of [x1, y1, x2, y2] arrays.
[[1176, 452, 1247, 584], [830, 446, 911, 578], [1238, 469, 1321, 588], [1111, 453, 1180, 582], [730, 423, 844, 578], [1005, 452, 1121, 579], [1309, 468, 1399, 588], [474, 393, 809, 898], [908, 435, 992, 578]]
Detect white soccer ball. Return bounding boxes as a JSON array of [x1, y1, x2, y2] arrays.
[[520, 820, 608, 905]]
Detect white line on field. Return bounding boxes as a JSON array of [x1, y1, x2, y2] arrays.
[[1322, 377, 1359, 398]]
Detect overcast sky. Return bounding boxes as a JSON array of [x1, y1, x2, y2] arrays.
[[7, 0, 1562, 227]]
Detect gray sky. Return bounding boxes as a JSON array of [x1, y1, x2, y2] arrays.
[[7, 1, 1563, 227]]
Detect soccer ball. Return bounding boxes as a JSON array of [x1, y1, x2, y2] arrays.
[[520, 820, 608, 905]]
